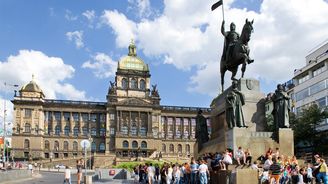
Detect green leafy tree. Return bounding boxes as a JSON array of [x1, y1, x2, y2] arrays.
[[290, 104, 328, 155]]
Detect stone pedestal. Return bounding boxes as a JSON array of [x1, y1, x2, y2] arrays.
[[279, 128, 294, 156], [198, 78, 294, 161]]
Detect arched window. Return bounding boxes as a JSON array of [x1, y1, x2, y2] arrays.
[[123, 140, 129, 148], [54, 141, 59, 151], [141, 141, 147, 149], [131, 78, 138, 89], [186, 144, 190, 153], [24, 139, 30, 149], [73, 126, 79, 136], [131, 123, 137, 136], [140, 79, 146, 90], [64, 126, 70, 136], [64, 141, 69, 151], [24, 123, 31, 133], [73, 141, 78, 151], [45, 140, 50, 150], [122, 78, 128, 89], [178, 144, 182, 153], [91, 127, 97, 136], [91, 142, 96, 152], [82, 126, 88, 135], [132, 141, 138, 148], [162, 144, 166, 152], [99, 143, 105, 151], [55, 125, 60, 135], [169, 144, 174, 153]]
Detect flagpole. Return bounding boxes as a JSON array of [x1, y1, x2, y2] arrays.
[[222, 0, 225, 21]]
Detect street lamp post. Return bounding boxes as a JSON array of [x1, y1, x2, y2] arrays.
[[2, 82, 18, 164]]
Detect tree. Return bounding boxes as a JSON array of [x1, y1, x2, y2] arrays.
[[290, 104, 328, 155]]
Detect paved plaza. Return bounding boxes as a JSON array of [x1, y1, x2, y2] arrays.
[[4, 171, 134, 184]]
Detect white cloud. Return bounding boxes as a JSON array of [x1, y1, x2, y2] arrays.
[[102, 0, 328, 96], [128, 0, 153, 18], [65, 10, 78, 21], [0, 50, 88, 101], [82, 53, 117, 78], [66, 31, 84, 49], [82, 10, 96, 28], [101, 10, 137, 48], [83, 10, 95, 21]]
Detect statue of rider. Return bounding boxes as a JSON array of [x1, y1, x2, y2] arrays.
[[221, 20, 239, 65]]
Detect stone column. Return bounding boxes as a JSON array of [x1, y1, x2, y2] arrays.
[[173, 117, 176, 139], [61, 112, 65, 135], [79, 113, 83, 134], [138, 111, 141, 136], [148, 112, 152, 135], [129, 111, 132, 135], [70, 112, 73, 135]]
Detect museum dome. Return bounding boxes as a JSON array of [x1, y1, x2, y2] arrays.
[[20, 75, 43, 93], [118, 40, 149, 72]]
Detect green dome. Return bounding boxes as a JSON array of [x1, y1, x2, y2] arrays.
[[20, 79, 43, 93], [118, 40, 149, 72]]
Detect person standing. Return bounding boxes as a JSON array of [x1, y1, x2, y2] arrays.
[[63, 166, 71, 184], [154, 164, 160, 183], [316, 159, 328, 184], [269, 157, 282, 184], [147, 163, 155, 184], [190, 159, 199, 184], [198, 160, 209, 184], [76, 160, 83, 184]]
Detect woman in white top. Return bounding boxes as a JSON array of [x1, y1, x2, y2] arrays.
[[167, 165, 173, 184], [63, 166, 71, 184], [263, 155, 273, 170]]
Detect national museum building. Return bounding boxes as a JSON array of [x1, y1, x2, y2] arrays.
[[11, 42, 211, 160]]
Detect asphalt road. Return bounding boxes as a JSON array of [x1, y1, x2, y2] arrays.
[[4, 171, 134, 184]]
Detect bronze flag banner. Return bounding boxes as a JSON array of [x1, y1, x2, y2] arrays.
[[211, 0, 223, 11]]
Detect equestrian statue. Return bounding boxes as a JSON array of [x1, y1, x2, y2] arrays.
[[212, 0, 254, 92]]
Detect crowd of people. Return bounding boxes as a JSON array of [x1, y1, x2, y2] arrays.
[[258, 149, 328, 184], [132, 147, 328, 184]]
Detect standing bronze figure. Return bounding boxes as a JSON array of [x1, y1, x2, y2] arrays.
[[272, 84, 290, 128], [220, 19, 254, 92], [195, 110, 209, 150], [225, 80, 246, 128]]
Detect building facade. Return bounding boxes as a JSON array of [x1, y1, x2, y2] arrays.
[[11, 41, 211, 161], [290, 41, 328, 131]]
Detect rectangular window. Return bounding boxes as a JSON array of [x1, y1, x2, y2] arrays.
[[316, 97, 326, 109], [310, 80, 326, 95], [295, 88, 309, 101], [110, 128, 115, 135], [25, 109, 32, 118], [90, 113, 97, 122], [54, 112, 61, 121], [110, 113, 115, 120], [82, 113, 89, 122], [63, 112, 70, 121], [313, 64, 325, 77], [72, 112, 79, 122], [298, 74, 309, 84], [100, 114, 106, 122]]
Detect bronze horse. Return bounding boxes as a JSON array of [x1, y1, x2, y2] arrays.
[[220, 19, 254, 92]]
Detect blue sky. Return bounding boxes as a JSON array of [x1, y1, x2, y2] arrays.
[[0, 0, 328, 114]]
